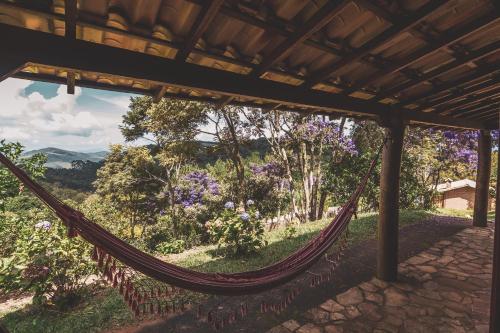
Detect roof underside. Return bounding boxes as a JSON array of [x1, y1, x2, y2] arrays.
[[0, 0, 499, 129]]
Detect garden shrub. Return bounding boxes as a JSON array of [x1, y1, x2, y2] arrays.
[[0, 212, 95, 310], [156, 239, 186, 254], [206, 200, 266, 256]]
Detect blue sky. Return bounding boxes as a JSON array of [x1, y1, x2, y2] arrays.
[[0, 78, 137, 152]]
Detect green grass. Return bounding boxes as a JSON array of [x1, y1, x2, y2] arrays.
[[434, 208, 495, 221], [1, 288, 133, 333], [0, 208, 489, 332], [170, 210, 434, 274]]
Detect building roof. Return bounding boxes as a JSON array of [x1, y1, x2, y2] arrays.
[[0, 0, 499, 130], [436, 179, 478, 192]]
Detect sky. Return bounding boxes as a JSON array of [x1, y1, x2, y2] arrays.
[[0, 78, 136, 152]]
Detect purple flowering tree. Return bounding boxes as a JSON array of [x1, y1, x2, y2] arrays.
[[174, 170, 220, 208], [246, 110, 357, 222]]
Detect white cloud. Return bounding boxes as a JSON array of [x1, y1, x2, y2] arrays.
[[0, 78, 131, 151]]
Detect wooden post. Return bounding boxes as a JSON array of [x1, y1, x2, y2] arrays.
[[490, 122, 499, 333], [377, 118, 406, 282], [473, 130, 492, 227]]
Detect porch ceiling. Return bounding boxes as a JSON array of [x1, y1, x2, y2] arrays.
[[0, 0, 498, 129]]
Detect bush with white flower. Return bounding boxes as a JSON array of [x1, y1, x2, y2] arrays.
[[0, 208, 95, 310], [206, 200, 266, 255]]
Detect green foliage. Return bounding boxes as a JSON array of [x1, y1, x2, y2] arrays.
[[44, 160, 103, 192], [0, 212, 95, 310], [94, 145, 161, 238], [0, 140, 46, 211], [206, 204, 266, 256], [156, 239, 186, 254], [283, 224, 297, 239]]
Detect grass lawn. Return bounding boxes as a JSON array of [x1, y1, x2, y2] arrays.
[[0, 208, 492, 333]]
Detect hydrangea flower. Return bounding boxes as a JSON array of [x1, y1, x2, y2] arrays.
[[240, 212, 250, 222], [173, 171, 220, 207], [35, 220, 51, 230], [224, 201, 235, 209], [246, 199, 255, 206]]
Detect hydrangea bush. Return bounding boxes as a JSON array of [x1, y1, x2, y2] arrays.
[[206, 201, 266, 255], [0, 210, 95, 310]]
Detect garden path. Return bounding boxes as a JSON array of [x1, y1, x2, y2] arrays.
[[268, 225, 493, 333]]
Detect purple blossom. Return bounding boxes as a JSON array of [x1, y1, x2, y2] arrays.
[[224, 201, 235, 209], [240, 212, 250, 222], [173, 171, 220, 207], [246, 199, 255, 206]]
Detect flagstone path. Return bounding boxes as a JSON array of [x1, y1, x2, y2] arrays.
[[267, 226, 494, 333]]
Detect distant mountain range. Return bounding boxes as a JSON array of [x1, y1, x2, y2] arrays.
[[23, 147, 108, 169]]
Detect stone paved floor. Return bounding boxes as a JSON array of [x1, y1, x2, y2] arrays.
[[267, 225, 494, 333]]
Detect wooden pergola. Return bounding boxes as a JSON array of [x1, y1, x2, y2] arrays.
[[0, 0, 499, 331]]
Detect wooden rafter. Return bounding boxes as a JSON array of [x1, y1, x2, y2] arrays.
[[218, 0, 349, 108], [375, 41, 500, 101], [175, 0, 224, 62], [302, 0, 451, 89], [397, 65, 499, 107], [0, 56, 26, 83], [416, 78, 500, 112], [445, 89, 500, 115], [454, 100, 500, 118], [1, 22, 492, 130], [252, 0, 349, 78], [64, 0, 77, 95], [153, 86, 169, 103], [342, 15, 500, 96], [463, 103, 500, 119]]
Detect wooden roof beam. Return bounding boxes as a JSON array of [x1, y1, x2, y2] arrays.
[[375, 41, 500, 102], [397, 65, 499, 107], [452, 100, 500, 118], [64, 0, 77, 94], [0, 56, 27, 83], [461, 103, 500, 119], [342, 15, 500, 96], [252, 0, 349, 78], [1, 23, 490, 130], [175, 0, 224, 62], [221, 1, 350, 109], [444, 89, 500, 115], [416, 78, 500, 111], [302, 0, 451, 89]]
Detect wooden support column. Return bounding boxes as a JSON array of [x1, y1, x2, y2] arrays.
[[473, 130, 492, 227], [377, 117, 406, 282], [490, 118, 500, 333]]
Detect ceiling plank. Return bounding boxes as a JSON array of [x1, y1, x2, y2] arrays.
[[445, 89, 500, 115], [302, 0, 451, 89], [397, 65, 500, 107], [0, 23, 491, 130], [375, 41, 500, 101], [343, 15, 500, 96], [252, 0, 349, 78], [175, 0, 225, 62]]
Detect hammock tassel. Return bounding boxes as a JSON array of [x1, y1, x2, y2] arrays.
[[91, 246, 98, 261]]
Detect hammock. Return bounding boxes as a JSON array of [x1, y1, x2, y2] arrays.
[[0, 143, 382, 325]]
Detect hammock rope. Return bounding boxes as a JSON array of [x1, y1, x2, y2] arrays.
[[0, 140, 383, 326]]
